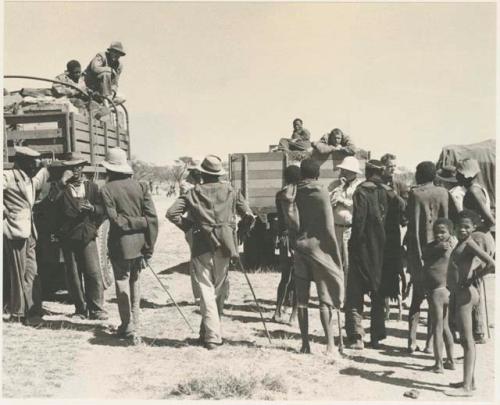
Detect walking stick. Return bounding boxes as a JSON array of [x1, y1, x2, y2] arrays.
[[146, 263, 196, 334], [481, 278, 491, 339], [336, 308, 344, 355], [237, 257, 273, 344]]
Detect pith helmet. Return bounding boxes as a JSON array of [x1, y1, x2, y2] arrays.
[[100, 148, 133, 174], [337, 156, 361, 174], [107, 41, 126, 56]]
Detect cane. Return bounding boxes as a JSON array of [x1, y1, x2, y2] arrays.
[[481, 278, 491, 339], [336, 308, 344, 355], [146, 263, 196, 334], [237, 257, 273, 344]]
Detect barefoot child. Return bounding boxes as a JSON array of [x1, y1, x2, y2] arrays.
[[445, 210, 495, 397], [422, 218, 457, 373]]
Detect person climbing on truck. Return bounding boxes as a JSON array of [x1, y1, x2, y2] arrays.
[[52, 60, 86, 103], [84, 41, 126, 105]]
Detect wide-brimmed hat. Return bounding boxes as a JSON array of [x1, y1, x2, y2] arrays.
[[107, 41, 126, 56], [196, 155, 226, 176], [100, 148, 133, 174], [62, 151, 88, 167], [13, 146, 40, 158], [436, 165, 458, 183], [457, 158, 480, 179], [337, 156, 362, 174]]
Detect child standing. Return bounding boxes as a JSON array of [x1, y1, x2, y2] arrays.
[[445, 210, 495, 397], [422, 218, 456, 373]]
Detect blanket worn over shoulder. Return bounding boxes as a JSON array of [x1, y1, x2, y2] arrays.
[[292, 179, 344, 307], [349, 180, 388, 294]]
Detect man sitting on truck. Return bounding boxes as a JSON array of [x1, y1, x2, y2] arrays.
[[84, 41, 126, 105], [52, 60, 86, 104], [277, 118, 312, 152]]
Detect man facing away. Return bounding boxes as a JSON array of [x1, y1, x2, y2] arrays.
[[3, 146, 50, 326], [406, 161, 449, 353], [100, 148, 158, 345], [345, 160, 389, 350], [290, 158, 344, 355], [167, 155, 254, 350], [84, 41, 126, 104]]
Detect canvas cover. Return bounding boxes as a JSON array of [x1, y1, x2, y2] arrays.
[[436, 139, 495, 208]]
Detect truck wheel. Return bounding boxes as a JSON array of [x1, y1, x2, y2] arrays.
[[97, 220, 114, 289]]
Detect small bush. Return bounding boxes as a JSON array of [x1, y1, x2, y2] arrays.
[[261, 373, 288, 393]]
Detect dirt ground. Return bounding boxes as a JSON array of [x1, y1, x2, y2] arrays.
[[2, 195, 496, 401]]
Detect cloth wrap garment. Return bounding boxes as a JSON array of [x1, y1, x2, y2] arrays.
[[287, 179, 344, 309]]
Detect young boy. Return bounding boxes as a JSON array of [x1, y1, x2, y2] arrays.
[[422, 218, 457, 373], [445, 210, 495, 397]]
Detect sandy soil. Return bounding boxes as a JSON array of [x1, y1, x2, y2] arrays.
[[2, 195, 496, 401]]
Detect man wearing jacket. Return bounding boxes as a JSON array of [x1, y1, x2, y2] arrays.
[[3, 146, 50, 325], [100, 148, 158, 344], [84, 41, 125, 103], [57, 152, 108, 320], [167, 155, 254, 350]]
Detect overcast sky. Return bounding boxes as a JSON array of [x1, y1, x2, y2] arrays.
[[4, 2, 496, 169]]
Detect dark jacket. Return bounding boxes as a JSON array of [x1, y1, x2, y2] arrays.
[[406, 183, 449, 282], [349, 180, 388, 294], [100, 178, 158, 260], [57, 181, 105, 246], [166, 181, 253, 258]]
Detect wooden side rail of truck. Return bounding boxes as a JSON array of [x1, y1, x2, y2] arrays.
[[3, 75, 130, 170], [228, 149, 370, 268]]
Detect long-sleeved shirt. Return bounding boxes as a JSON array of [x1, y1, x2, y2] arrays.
[[329, 177, 362, 226], [3, 167, 49, 240], [52, 72, 86, 98], [314, 132, 356, 156], [84, 52, 123, 94]]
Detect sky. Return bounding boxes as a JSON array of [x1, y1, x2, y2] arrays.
[[3, 1, 496, 169]]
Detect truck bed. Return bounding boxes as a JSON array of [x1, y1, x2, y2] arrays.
[[229, 151, 369, 218]]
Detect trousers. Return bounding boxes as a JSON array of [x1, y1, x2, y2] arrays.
[[191, 249, 230, 344], [334, 224, 351, 292], [3, 236, 42, 318], [62, 240, 105, 316], [345, 269, 386, 341], [111, 257, 143, 335]]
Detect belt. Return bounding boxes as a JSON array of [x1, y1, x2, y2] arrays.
[[335, 224, 352, 228]]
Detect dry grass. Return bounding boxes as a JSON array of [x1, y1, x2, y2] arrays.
[[2, 195, 496, 401]]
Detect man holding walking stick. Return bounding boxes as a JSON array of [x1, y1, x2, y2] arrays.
[[167, 155, 254, 350], [100, 148, 159, 345]]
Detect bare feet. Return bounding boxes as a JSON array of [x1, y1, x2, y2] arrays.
[[443, 360, 456, 370], [300, 344, 311, 354], [431, 365, 444, 374], [449, 382, 476, 391], [423, 346, 432, 354], [444, 387, 474, 397]]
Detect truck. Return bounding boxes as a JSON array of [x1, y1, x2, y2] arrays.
[[3, 75, 131, 296], [228, 148, 370, 268]]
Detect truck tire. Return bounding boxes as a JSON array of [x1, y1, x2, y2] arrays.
[[97, 219, 114, 289]]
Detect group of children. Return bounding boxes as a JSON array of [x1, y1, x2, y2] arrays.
[[423, 210, 494, 396]]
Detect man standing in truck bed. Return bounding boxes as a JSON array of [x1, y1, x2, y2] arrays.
[[166, 155, 254, 350], [84, 41, 126, 104]]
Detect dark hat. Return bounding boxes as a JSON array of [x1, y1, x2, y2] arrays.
[[62, 151, 88, 166], [196, 155, 225, 176], [436, 165, 458, 183], [107, 41, 126, 56], [366, 159, 384, 170]]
